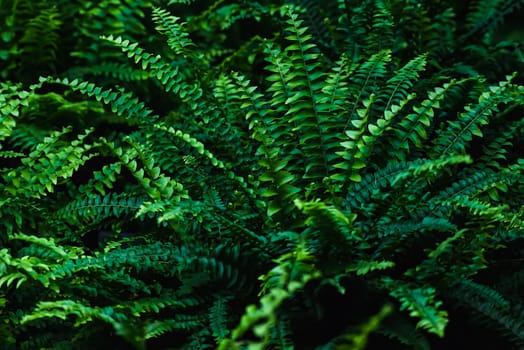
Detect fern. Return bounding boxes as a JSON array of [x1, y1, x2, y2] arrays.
[[66, 62, 151, 82], [209, 296, 231, 343], [55, 192, 146, 225], [3, 127, 98, 198], [430, 74, 516, 156], [383, 278, 448, 337], [153, 7, 196, 57], [19, 6, 62, 73], [388, 79, 467, 159], [39, 77, 158, 125], [1, 1, 523, 349], [0, 83, 30, 141], [464, 0, 524, 40], [446, 279, 524, 347]]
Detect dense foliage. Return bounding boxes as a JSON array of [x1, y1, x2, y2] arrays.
[[1, 0, 523, 349]]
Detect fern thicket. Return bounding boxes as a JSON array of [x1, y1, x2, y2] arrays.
[[1, 1, 523, 349]]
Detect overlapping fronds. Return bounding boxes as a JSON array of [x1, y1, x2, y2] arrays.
[[1, 1, 523, 349]]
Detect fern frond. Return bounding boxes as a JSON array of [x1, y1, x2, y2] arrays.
[[145, 315, 206, 339], [430, 74, 516, 156], [289, 0, 333, 54], [0, 243, 63, 290], [389, 79, 467, 159], [379, 53, 427, 112], [152, 124, 256, 201], [345, 155, 471, 213], [464, 0, 524, 40], [269, 315, 294, 349], [70, 0, 152, 66], [447, 279, 524, 346], [378, 314, 431, 350], [109, 137, 187, 202], [478, 118, 524, 170], [377, 216, 457, 241], [77, 160, 124, 196], [368, 0, 395, 53], [0, 150, 24, 158], [65, 62, 151, 82], [0, 83, 30, 141], [281, 7, 331, 180], [346, 260, 395, 276], [220, 241, 320, 349], [295, 198, 358, 246], [3, 127, 98, 199], [441, 195, 508, 221], [209, 296, 231, 343], [7, 123, 49, 151], [424, 169, 520, 218], [232, 69, 301, 218], [101, 33, 217, 127], [345, 50, 392, 126], [329, 50, 392, 183], [167, 0, 196, 4], [101, 35, 192, 96], [333, 95, 375, 183], [19, 6, 62, 73], [9, 233, 69, 260], [152, 7, 196, 56], [383, 278, 448, 337], [37, 77, 158, 125], [391, 1, 456, 56], [55, 192, 146, 225]]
